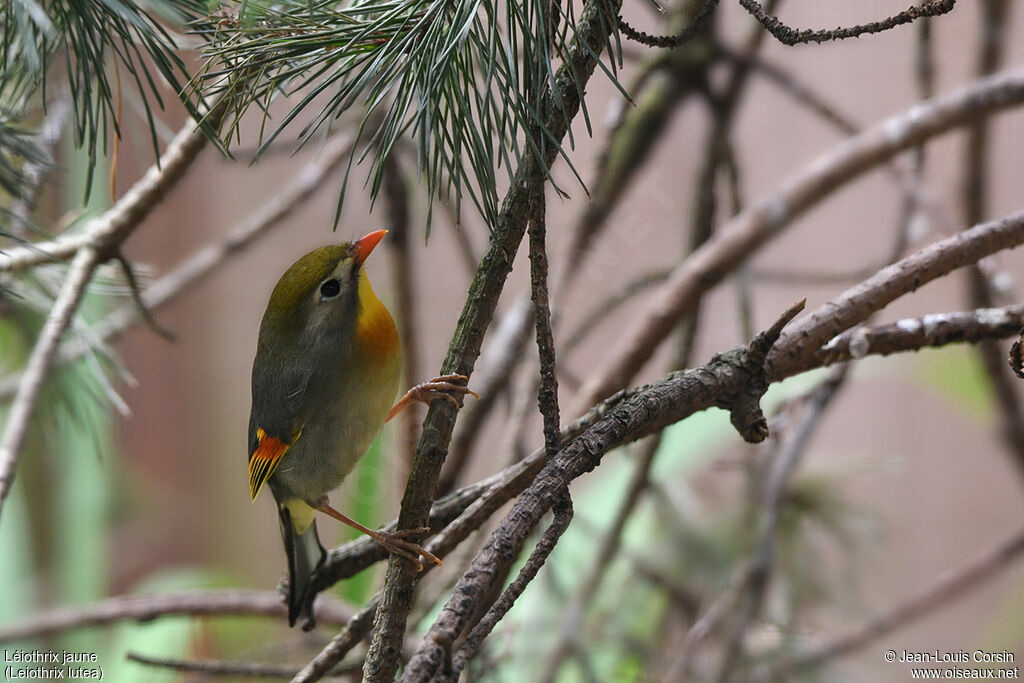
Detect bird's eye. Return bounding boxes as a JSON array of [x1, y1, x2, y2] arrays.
[[319, 278, 341, 299]]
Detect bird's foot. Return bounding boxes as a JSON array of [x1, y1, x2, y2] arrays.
[[365, 528, 442, 571], [386, 374, 479, 422], [316, 502, 440, 570]]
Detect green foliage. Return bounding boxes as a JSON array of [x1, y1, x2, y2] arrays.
[[1, 1, 205, 199], [0, 118, 50, 203], [190, 0, 615, 231]]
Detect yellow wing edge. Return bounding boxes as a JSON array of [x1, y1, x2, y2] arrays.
[[249, 427, 290, 501]]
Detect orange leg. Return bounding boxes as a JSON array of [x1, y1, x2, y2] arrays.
[[386, 374, 479, 423], [315, 501, 441, 570]]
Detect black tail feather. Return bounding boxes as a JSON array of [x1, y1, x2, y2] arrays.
[[278, 506, 327, 629]]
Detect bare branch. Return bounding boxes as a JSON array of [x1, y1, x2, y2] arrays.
[[112, 252, 175, 342], [359, 0, 625, 678], [400, 301, 802, 682], [749, 526, 1024, 681], [739, 0, 955, 46], [809, 306, 1024, 370], [0, 132, 355, 403], [291, 600, 380, 682], [769, 211, 1024, 379], [959, 0, 1024, 478], [528, 181, 560, 460], [575, 68, 1024, 414], [0, 590, 355, 643], [716, 367, 850, 683], [451, 495, 573, 676], [617, 0, 719, 48], [0, 247, 99, 514], [439, 295, 534, 495], [383, 150, 421, 481], [127, 652, 360, 679], [540, 436, 660, 683], [0, 98, 232, 519], [128, 652, 296, 678]]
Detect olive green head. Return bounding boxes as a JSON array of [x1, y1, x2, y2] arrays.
[[258, 231, 387, 346]]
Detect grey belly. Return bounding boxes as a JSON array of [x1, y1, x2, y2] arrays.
[[270, 415, 379, 505]]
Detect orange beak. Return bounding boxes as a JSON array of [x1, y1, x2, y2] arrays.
[[353, 229, 388, 266]]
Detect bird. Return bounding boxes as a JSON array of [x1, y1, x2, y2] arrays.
[[247, 230, 475, 628]]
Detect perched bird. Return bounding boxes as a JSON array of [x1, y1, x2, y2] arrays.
[[247, 230, 473, 628]]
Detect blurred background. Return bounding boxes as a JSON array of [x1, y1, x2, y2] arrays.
[[2, 1, 1024, 681]]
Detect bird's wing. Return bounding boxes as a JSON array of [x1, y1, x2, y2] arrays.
[[248, 427, 295, 501], [248, 347, 312, 501]]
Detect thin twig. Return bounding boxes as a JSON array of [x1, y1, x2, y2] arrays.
[[540, 435, 660, 683], [574, 68, 1024, 414], [748, 526, 1024, 682], [562, 269, 672, 352], [617, 0, 719, 48], [812, 312, 1024, 371], [739, 0, 955, 46], [0, 590, 355, 644], [715, 367, 850, 683], [721, 48, 858, 136], [291, 598, 380, 682], [959, 0, 1024, 478], [0, 132, 356, 402], [435, 195, 481, 276], [439, 295, 533, 495], [358, 0, 623, 678], [127, 652, 362, 678], [450, 495, 573, 677], [769, 211, 1024, 379], [527, 177, 560, 460], [383, 149, 421, 482], [0, 247, 99, 515], [112, 251, 175, 341]]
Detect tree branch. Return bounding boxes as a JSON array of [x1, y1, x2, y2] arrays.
[[449, 495, 573, 678], [0, 590, 354, 643], [0, 131, 355, 402], [738, 0, 955, 46], [574, 68, 1024, 414], [807, 305, 1024, 370], [358, 0, 625, 679], [399, 301, 803, 682], [0, 111, 221, 272], [0, 248, 99, 515], [749, 526, 1024, 682], [959, 0, 1024, 479], [0, 102, 230, 518], [769, 210, 1024, 379]]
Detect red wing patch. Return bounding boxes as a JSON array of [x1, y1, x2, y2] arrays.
[[249, 428, 290, 501]]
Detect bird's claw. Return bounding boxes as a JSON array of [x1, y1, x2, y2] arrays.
[[387, 374, 479, 422], [372, 530, 442, 571]]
